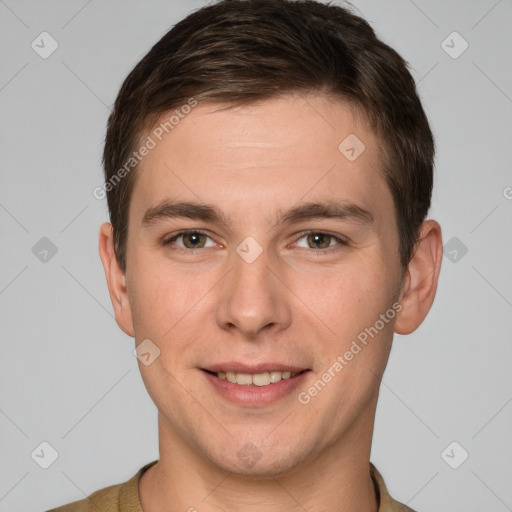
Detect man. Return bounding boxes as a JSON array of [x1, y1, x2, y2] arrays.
[[49, 0, 442, 510]]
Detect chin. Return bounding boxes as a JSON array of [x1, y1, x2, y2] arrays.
[[204, 436, 312, 479]]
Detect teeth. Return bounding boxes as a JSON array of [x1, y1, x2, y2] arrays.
[[236, 373, 253, 386], [252, 371, 270, 386], [216, 370, 300, 386], [269, 371, 282, 383]]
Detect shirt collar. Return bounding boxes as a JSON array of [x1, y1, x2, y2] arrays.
[[370, 463, 416, 512], [123, 460, 415, 512]]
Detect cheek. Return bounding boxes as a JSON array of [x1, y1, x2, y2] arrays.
[[298, 268, 399, 388], [126, 254, 219, 365], [300, 259, 391, 330]]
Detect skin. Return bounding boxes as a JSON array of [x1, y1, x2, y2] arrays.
[[99, 93, 443, 512]]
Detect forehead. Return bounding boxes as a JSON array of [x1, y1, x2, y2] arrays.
[[130, 93, 390, 224]]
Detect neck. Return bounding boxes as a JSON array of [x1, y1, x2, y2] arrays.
[[139, 413, 379, 512]]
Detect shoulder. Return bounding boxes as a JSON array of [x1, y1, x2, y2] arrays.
[[45, 460, 158, 512], [370, 463, 417, 512], [45, 481, 123, 512]]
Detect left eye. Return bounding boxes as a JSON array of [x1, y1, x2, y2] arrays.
[[294, 232, 346, 250], [164, 231, 216, 249]]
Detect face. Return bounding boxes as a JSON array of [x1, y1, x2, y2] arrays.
[[108, 94, 409, 476]]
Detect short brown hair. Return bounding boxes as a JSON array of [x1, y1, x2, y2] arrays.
[[103, 0, 434, 272]]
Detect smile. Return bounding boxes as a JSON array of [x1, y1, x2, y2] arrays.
[[205, 369, 305, 386], [201, 367, 311, 406]]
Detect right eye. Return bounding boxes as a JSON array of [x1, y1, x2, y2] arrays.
[[163, 230, 217, 251]]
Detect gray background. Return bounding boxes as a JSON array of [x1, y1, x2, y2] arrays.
[[1, 0, 511, 511]]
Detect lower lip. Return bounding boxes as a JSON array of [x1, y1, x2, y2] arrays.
[[202, 370, 311, 406]]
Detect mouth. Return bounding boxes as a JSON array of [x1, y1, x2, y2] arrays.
[[201, 365, 311, 406], [202, 369, 308, 387]]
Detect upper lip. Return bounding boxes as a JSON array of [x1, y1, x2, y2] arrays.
[[202, 362, 309, 374]]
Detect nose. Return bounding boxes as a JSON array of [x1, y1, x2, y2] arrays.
[[215, 242, 292, 340]]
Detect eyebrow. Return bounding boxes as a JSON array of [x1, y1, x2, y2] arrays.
[[141, 199, 374, 229]]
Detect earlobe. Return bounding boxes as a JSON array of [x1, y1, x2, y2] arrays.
[[98, 222, 135, 337], [394, 220, 443, 335]]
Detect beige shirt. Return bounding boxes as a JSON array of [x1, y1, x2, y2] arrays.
[[47, 461, 416, 512]]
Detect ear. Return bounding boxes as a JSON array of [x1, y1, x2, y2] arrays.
[[98, 222, 135, 337], [394, 220, 443, 335]]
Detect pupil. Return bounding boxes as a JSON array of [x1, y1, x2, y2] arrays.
[[185, 232, 203, 248], [309, 233, 329, 249]]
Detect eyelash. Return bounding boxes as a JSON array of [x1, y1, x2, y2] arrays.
[[162, 230, 348, 255]]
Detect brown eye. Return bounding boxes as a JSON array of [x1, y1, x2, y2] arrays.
[[181, 232, 207, 249], [164, 231, 215, 250], [306, 232, 332, 249], [294, 231, 347, 253]]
